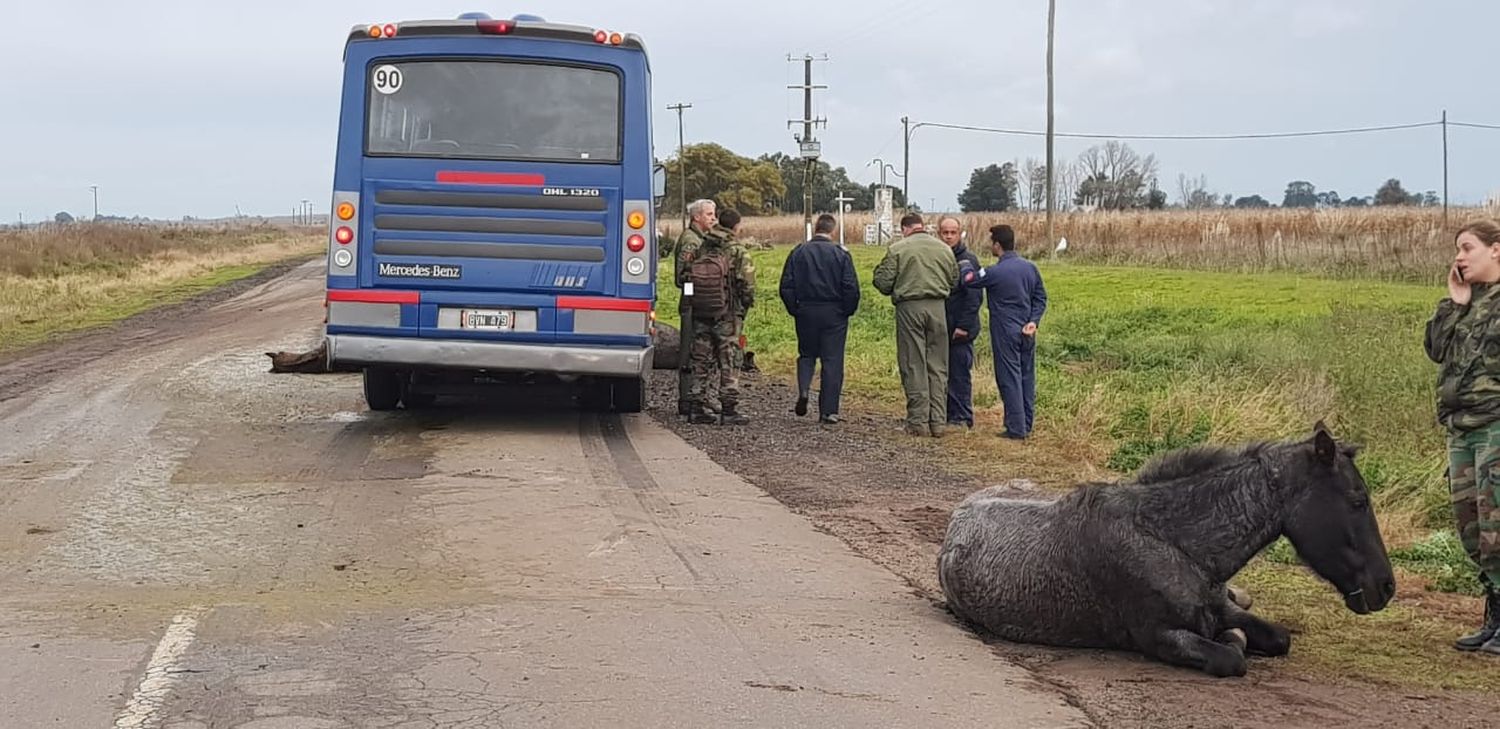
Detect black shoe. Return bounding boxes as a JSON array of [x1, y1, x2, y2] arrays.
[[794, 396, 809, 417], [1457, 583, 1500, 651], [689, 411, 718, 425], [678, 401, 691, 416], [722, 409, 749, 426], [1001, 432, 1027, 441], [819, 414, 841, 425]]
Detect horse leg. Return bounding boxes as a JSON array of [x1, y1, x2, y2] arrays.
[[1221, 601, 1292, 657], [1145, 628, 1248, 677]]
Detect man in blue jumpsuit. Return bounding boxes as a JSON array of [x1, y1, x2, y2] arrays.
[[938, 216, 983, 429], [959, 224, 1048, 439]]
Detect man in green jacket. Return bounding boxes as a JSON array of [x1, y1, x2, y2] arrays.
[[677, 208, 755, 425], [874, 213, 960, 437], [673, 199, 717, 415]]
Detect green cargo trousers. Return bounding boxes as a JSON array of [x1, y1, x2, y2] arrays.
[[1448, 421, 1500, 586], [895, 298, 949, 429]]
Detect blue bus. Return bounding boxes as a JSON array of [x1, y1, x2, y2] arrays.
[[323, 12, 663, 412]]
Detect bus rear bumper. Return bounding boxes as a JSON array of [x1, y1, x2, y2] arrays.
[[327, 334, 652, 377]]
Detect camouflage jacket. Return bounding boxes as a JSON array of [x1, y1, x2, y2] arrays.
[[1426, 283, 1500, 431], [676, 226, 755, 318], [670, 225, 708, 292]]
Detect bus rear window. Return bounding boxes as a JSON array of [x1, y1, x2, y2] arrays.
[[366, 60, 621, 162]]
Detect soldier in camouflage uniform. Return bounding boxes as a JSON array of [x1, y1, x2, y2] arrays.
[[677, 208, 755, 425], [1426, 218, 1500, 655], [673, 199, 717, 415]]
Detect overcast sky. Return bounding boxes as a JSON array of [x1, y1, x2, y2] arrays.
[[6, 1, 1499, 222]]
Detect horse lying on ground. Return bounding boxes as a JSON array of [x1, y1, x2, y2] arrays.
[[937, 422, 1395, 677]]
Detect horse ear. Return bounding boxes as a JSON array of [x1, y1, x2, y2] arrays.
[[1314, 428, 1337, 463]]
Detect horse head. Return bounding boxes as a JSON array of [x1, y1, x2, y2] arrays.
[[1278, 421, 1396, 614]]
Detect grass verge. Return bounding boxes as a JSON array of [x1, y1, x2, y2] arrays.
[[661, 242, 1494, 689], [0, 226, 321, 353]]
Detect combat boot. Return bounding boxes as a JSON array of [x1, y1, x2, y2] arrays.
[[1456, 581, 1500, 651], [720, 404, 749, 426], [688, 403, 719, 425]]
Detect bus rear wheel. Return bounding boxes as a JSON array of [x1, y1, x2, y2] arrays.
[[363, 367, 403, 411]]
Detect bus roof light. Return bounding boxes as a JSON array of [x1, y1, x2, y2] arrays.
[[367, 24, 383, 38], [382, 24, 398, 38], [477, 20, 513, 34], [609, 32, 623, 46], [593, 30, 608, 43]]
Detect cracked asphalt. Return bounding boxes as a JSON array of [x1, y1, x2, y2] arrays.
[[0, 261, 1086, 728]]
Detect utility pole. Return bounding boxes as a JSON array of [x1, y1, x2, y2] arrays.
[[787, 53, 828, 239], [89, 185, 98, 220], [1045, 0, 1057, 252], [667, 102, 692, 231], [301, 199, 310, 226], [1442, 108, 1449, 227]]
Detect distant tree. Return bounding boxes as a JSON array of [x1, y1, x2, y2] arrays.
[[54, 211, 74, 224], [1074, 141, 1159, 210], [957, 162, 1019, 212], [1233, 194, 1271, 209], [1342, 196, 1371, 208], [1374, 178, 1412, 206], [1177, 173, 1218, 209], [1147, 187, 1169, 210], [662, 143, 786, 215], [1421, 190, 1441, 207], [1282, 180, 1317, 208], [1316, 190, 1342, 208]]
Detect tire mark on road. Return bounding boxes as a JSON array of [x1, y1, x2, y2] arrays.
[[580, 413, 705, 583]]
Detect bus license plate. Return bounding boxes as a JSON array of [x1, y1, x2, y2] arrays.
[[460, 309, 513, 331]]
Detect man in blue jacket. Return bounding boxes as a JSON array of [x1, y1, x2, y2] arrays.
[[938, 216, 983, 429], [960, 224, 1048, 439], [779, 214, 861, 423]]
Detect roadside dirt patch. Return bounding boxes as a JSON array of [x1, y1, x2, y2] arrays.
[[646, 368, 1500, 728]]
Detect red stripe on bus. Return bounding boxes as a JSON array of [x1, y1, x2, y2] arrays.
[[327, 290, 419, 304], [435, 171, 545, 186], [556, 296, 652, 312]]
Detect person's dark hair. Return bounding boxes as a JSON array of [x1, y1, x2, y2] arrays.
[[718, 208, 742, 229], [990, 224, 1016, 251], [1456, 219, 1500, 246], [814, 213, 837, 235], [900, 212, 924, 229]]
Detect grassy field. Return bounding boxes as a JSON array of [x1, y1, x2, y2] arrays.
[[666, 206, 1498, 283], [0, 224, 323, 353], [661, 242, 1500, 689]]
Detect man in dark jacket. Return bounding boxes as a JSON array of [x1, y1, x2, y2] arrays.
[[780, 214, 860, 423], [938, 216, 983, 429], [959, 224, 1048, 439]]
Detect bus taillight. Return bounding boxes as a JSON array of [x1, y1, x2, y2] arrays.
[[336, 202, 355, 221], [626, 234, 646, 253], [335, 227, 354, 245], [477, 20, 513, 34], [627, 211, 646, 229]]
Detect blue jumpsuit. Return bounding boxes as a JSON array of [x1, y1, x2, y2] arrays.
[[960, 252, 1048, 438]]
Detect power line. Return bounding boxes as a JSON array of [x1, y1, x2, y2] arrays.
[[1451, 121, 1500, 131], [908, 119, 1445, 141]]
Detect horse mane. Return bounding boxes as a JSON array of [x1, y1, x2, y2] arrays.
[[1133, 441, 1276, 485]]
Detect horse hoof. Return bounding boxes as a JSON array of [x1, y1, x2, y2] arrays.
[[1228, 585, 1253, 610], [1218, 628, 1247, 652]]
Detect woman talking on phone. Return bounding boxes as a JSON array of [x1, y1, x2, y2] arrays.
[[1426, 219, 1500, 655]]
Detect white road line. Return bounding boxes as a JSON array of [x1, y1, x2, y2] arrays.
[[113, 607, 207, 729]]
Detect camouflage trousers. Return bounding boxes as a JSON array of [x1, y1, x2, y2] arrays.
[[1447, 422, 1500, 585], [690, 317, 740, 413]]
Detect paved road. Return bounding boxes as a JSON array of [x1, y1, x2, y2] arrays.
[[0, 262, 1087, 728]]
